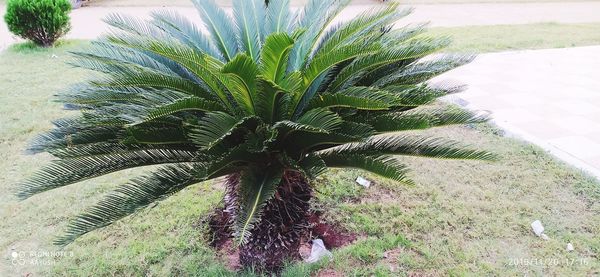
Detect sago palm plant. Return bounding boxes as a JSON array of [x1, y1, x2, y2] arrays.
[[18, 0, 494, 271]]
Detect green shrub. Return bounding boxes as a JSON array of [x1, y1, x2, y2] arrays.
[[4, 0, 71, 47]]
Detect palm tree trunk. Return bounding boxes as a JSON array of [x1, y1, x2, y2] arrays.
[[223, 170, 312, 272]]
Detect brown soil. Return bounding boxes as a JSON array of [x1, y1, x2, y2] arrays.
[[216, 240, 241, 271], [316, 269, 345, 277], [207, 209, 358, 271], [206, 208, 231, 249], [306, 211, 358, 249], [382, 248, 403, 274]]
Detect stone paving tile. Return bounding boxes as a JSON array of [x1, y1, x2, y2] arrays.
[[547, 136, 600, 159], [440, 46, 600, 179], [586, 132, 600, 142], [512, 121, 569, 141], [555, 100, 600, 116], [589, 157, 600, 169], [549, 116, 600, 136], [492, 108, 544, 124], [496, 93, 541, 107]]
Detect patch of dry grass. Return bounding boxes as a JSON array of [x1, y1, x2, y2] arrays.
[[431, 22, 600, 53], [310, 124, 600, 275]]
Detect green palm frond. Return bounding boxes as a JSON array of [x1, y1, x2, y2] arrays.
[[272, 120, 331, 138], [298, 154, 327, 179], [54, 163, 205, 246], [218, 53, 258, 115], [105, 33, 232, 110], [27, 124, 122, 154], [259, 32, 295, 84], [87, 36, 199, 80], [104, 13, 167, 39], [357, 37, 452, 87], [307, 93, 390, 111], [329, 39, 450, 92], [201, 143, 266, 176], [46, 143, 135, 158], [366, 107, 489, 133], [235, 165, 283, 245], [17, 149, 197, 199], [70, 50, 168, 76], [124, 96, 226, 125], [381, 83, 464, 107], [254, 78, 290, 123], [375, 54, 475, 87], [89, 69, 213, 100], [303, 42, 380, 91], [288, 0, 350, 70], [296, 108, 343, 133], [150, 10, 221, 59], [192, 0, 238, 61], [320, 135, 497, 160], [293, 42, 380, 116], [190, 112, 261, 150], [281, 121, 374, 156], [57, 86, 141, 107], [380, 22, 429, 46], [71, 41, 177, 75], [265, 0, 291, 34], [124, 124, 192, 145], [311, 3, 404, 58], [321, 154, 413, 184], [233, 0, 265, 61], [333, 86, 401, 103]]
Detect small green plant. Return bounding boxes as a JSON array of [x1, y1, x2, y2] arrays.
[[4, 0, 71, 47]]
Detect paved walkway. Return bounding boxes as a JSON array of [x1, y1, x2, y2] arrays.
[[2, 2, 600, 49], [441, 46, 600, 179]]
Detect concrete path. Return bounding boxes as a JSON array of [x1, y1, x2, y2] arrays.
[[3, 2, 600, 50], [440, 46, 600, 179]]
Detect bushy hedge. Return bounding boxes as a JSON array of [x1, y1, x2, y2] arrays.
[[4, 0, 72, 47]]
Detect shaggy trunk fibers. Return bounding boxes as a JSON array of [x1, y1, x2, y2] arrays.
[[222, 170, 312, 272]]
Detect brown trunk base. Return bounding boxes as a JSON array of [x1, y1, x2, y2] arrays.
[[239, 170, 312, 272], [212, 170, 312, 273], [206, 171, 359, 273]]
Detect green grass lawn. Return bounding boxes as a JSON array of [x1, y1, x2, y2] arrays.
[[1, 41, 599, 276], [431, 22, 600, 53]]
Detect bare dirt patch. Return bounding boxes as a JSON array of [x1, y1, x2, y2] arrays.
[[382, 248, 403, 273], [205, 209, 359, 271], [316, 268, 345, 277], [307, 211, 358, 249], [217, 240, 241, 271]]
